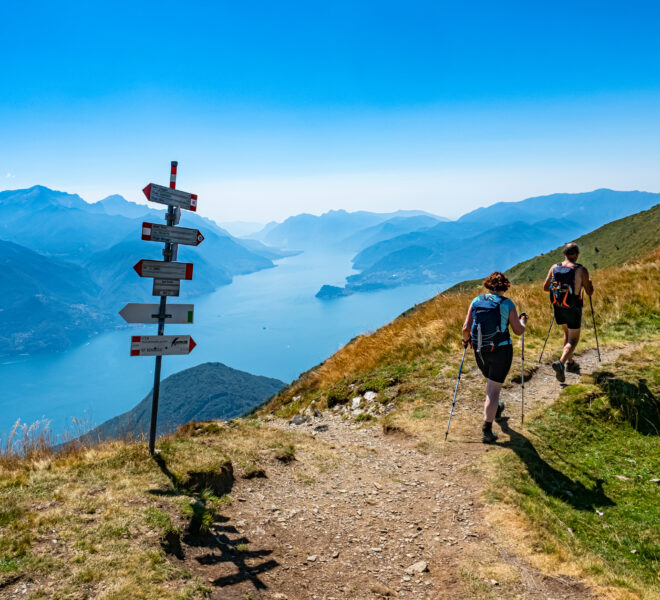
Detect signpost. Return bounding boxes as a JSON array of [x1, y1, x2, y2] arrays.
[[122, 161, 201, 455], [130, 335, 197, 356], [142, 182, 198, 211], [133, 259, 194, 280], [120, 303, 194, 324], [152, 278, 181, 297], [142, 222, 204, 246]]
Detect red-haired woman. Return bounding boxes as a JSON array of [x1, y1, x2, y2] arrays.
[[462, 272, 527, 443]]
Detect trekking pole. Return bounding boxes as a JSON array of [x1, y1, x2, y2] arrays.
[[444, 344, 468, 441], [538, 315, 554, 363], [589, 295, 601, 362], [521, 329, 525, 426], [520, 313, 527, 426]]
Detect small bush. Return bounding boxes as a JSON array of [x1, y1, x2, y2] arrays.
[[274, 444, 296, 463], [326, 382, 351, 408]]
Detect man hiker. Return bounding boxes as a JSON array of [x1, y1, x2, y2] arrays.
[[462, 272, 527, 443], [543, 242, 594, 382]]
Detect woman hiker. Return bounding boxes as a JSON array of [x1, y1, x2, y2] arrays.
[[462, 272, 528, 443]]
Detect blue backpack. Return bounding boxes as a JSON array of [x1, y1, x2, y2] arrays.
[[471, 295, 510, 352]]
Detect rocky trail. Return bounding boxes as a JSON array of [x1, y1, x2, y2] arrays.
[[174, 345, 627, 600]]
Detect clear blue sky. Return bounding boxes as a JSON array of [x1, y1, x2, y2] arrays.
[[2, 0, 660, 222]]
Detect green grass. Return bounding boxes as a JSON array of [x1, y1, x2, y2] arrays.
[[490, 343, 660, 596]]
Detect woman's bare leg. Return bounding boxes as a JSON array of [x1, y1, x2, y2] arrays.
[[484, 379, 503, 422]]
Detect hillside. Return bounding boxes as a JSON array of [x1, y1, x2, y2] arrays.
[[85, 362, 285, 440], [1, 246, 658, 599]]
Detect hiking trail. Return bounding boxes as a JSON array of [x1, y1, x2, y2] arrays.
[[173, 345, 628, 599]]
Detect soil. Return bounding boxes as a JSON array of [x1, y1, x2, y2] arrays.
[[174, 346, 627, 599]]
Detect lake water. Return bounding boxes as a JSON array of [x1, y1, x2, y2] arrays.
[[0, 251, 445, 438]]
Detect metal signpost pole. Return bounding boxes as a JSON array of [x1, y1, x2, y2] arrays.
[[148, 161, 178, 455]]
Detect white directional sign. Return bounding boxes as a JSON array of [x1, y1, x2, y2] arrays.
[[120, 303, 194, 324], [143, 183, 198, 212], [142, 222, 204, 246], [133, 259, 193, 280], [130, 335, 196, 356], [153, 278, 181, 297]]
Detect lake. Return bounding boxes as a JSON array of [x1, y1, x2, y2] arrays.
[[0, 251, 446, 438]]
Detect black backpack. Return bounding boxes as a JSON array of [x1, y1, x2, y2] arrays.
[[549, 263, 582, 308], [471, 295, 510, 352]]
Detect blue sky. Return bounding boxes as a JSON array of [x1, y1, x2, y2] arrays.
[[2, 0, 660, 222]]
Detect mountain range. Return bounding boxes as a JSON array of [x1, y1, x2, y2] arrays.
[[318, 189, 660, 297]]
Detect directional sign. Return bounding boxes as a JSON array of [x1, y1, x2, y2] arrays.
[[130, 335, 196, 356], [120, 303, 194, 324], [142, 222, 204, 246], [133, 259, 193, 280], [153, 278, 181, 297], [143, 183, 198, 212]]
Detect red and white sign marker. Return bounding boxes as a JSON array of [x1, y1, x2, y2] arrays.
[[133, 259, 193, 280], [142, 222, 204, 246], [143, 183, 198, 212], [130, 335, 196, 356]]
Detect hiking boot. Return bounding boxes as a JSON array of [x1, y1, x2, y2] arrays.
[[552, 360, 566, 383], [567, 360, 580, 374], [495, 401, 505, 422], [481, 422, 498, 444]]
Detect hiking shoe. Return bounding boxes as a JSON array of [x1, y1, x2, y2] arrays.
[[481, 422, 498, 444], [552, 360, 566, 383], [495, 401, 505, 422], [567, 360, 580, 374]]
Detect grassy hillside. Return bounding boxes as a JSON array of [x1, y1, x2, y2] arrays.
[[489, 343, 660, 596], [264, 246, 660, 416]]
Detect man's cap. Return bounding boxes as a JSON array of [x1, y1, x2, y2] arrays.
[[564, 242, 579, 256]]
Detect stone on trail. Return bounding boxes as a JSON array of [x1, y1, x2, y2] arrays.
[[364, 390, 378, 402], [351, 396, 362, 409], [371, 582, 394, 596], [306, 555, 318, 562], [405, 561, 429, 575], [289, 415, 309, 425]]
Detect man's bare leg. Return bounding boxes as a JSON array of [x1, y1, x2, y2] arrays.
[[560, 328, 581, 365]]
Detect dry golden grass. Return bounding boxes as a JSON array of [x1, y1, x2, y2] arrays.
[[266, 248, 660, 414]]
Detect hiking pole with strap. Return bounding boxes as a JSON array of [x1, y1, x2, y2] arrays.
[[538, 315, 554, 363], [520, 313, 527, 426], [444, 344, 468, 441], [589, 295, 601, 362]]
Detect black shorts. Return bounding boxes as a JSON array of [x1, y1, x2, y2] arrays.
[[554, 305, 583, 329], [474, 344, 513, 384]]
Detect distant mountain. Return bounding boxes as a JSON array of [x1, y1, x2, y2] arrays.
[[328, 190, 660, 296], [251, 209, 445, 251], [340, 214, 443, 252], [84, 362, 285, 440], [0, 239, 112, 355]]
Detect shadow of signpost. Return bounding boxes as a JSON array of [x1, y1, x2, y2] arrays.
[[498, 417, 616, 511], [151, 453, 279, 590]]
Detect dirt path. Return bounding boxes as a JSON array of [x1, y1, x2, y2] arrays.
[[177, 345, 628, 599]]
